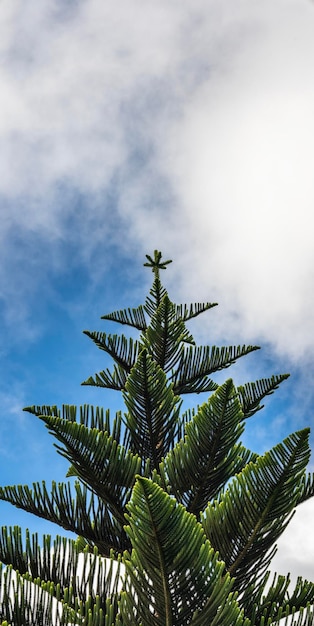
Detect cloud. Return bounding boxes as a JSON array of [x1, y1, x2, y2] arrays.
[[270, 499, 314, 617], [2, 0, 314, 360], [0, 0, 183, 201], [1, 0, 313, 411], [152, 0, 314, 361], [0, 0, 188, 338]]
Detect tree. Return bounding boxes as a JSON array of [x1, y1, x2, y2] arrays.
[[0, 250, 313, 625]]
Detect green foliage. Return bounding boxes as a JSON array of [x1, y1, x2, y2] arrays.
[[121, 477, 249, 626], [161, 379, 256, 515], [0, 250, 313, 625], [202, 430, 310, 594]]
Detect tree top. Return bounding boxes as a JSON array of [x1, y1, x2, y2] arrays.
[[143, 250, 172, 277]]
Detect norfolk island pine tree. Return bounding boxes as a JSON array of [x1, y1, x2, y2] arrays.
[[0, 251, 313, 625]]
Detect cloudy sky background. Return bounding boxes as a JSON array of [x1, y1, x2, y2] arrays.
[[1, 0, 314, 587]]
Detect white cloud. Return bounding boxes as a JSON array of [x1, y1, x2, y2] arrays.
[[0, 0, 183, 201], [271, 498, 314, 586], [152, 0, 314, 360], [1, 0, 314, 360], [271, 499, 314, 625]]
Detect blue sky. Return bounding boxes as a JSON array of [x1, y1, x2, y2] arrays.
[[0, 0, 314, 585]]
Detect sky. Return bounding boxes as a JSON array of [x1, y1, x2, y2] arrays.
[[0, 0, 314, 592]]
